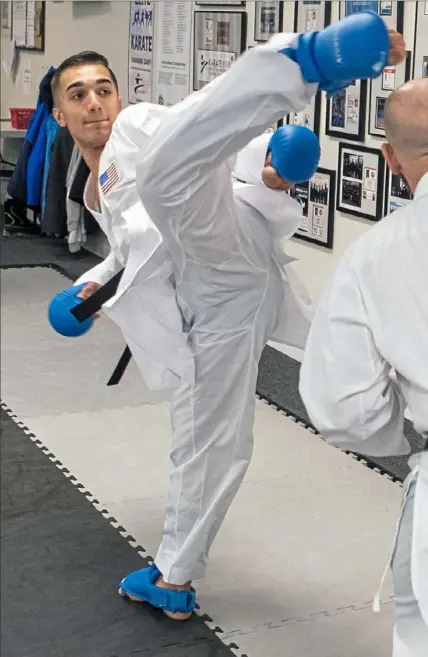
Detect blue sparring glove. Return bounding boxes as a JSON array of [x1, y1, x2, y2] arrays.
[[282, 11, 389, 91], [48, 283, 94, 337], [268, 125, 320, 184]]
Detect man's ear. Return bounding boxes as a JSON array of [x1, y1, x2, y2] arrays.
[[381, 143, 401, 175], [52, 107, 67, 128], [118, 96, 123, 112]]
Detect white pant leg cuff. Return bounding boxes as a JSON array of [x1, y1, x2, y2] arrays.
[[154, 550, 206, 585]]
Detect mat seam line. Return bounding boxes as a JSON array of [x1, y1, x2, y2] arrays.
[[0, 400, 248, 657], [1, 399, 396, 656]]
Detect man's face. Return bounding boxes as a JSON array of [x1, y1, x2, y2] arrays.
[[53, 64, 122, 149], [262, 152, 294, 191]]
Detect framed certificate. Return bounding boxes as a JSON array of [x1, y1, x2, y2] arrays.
[[413, 1, 428, 78], [294, 1, 331, 32], [384, 169, 413, 216], [326, 80, 367, 142], [254, 1, 283, 42], [337, 143, 385, 221], [368, 51, 411, 137], [292, 167, 336, 249], [193, 11, 247, 91], [339, 1, 404, 32]]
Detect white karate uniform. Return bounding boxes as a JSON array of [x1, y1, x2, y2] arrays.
[[299, 174, 428, 656], [134, 35, 317, 583]]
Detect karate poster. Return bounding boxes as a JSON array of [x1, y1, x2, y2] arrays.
[[294, 168, 335, 249], [193, 11, 246, 91], [128, 1, 154, 104], [153, 2, 192, 107]]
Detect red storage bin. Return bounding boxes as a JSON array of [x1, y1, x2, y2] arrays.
[[10, 108, 36, 130]]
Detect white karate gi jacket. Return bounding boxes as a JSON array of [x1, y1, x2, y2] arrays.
[[77, 34, 317, 391], [300, 173, 428, 627]]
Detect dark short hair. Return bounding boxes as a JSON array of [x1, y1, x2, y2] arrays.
[[51, 51, 119, 104]]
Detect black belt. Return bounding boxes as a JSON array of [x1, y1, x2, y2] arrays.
[[71, 268, 133, 386]]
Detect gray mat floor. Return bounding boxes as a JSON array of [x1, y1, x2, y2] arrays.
[[1, 264, 406, 657]]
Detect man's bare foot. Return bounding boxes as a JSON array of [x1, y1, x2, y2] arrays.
[[155, 576, 193, 621]]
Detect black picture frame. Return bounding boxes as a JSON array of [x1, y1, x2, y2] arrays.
[[293, 0, 332, 32], [254, 1, 283, 42], [12, 1, 45, 52], [368, 50, 412, 138], [326, 80, 367, 142], [286, 90, 322, 137], [193, 10, 247, 92], [337, 142, 385, 222], [292, 167, 336, 250], [339, 1, 404, 33], [383, 168, 413, 216], [412, 1, 428, 78]]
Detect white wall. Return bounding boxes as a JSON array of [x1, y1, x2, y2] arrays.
[[0, 0, 130, 118], [0, 1, 423, 304]]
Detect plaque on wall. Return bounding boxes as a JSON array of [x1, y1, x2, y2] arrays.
[[193, 11, 247, 91], [384, 169, 413, 216], [326, 80, 367, 142], [368, 51, 411, 138], [292, 167, 336, 249], [294, 0, 331, 32], [339, 1, 404, 32], [337, 142, 385, 221], [254, 1, 283, 41], [413, 1, 428, 78]]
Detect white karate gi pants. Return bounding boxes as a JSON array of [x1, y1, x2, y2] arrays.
[[155, 262, 282, 584]]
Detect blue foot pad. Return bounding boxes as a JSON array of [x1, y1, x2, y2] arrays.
[[119, 564, 196, 615]]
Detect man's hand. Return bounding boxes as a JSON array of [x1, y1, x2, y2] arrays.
[[76, 281, 102, 319], [388, 30, 406, 66]]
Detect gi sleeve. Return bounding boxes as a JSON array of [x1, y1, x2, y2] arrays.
[[74, 250, 123, 287], [299, 256, 410, 458], [136, 35, 317, 234]]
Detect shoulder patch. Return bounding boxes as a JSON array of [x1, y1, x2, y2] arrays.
[[99, 162, 120, 195]]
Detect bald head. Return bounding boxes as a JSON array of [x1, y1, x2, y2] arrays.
[[383, 78, 428, 158]]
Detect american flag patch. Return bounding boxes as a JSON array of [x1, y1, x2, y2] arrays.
[[99, 162, 120, 195]]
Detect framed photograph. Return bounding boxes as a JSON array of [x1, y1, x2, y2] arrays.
[[292, 168, 336, 249], [326, 80, 367, 142], [368, 51, 412, 137], [285, 92, 322, 137], [294, 0, 331, 32], [384, 170, 413, 216], [12, 1, 45, 51], [337, 143, 385, 221], [413, 1, 428, 78], [254, 1, 283, 42], [193, 11, 247, 91], [339, 1, 404, 33]]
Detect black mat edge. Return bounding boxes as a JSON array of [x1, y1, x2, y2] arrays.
[[0, 399, 248, 657], [1, 262, 407, 487]]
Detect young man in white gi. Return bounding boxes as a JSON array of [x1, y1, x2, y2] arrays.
[[50, 13, 405, 620], [299, 78, 428, 656]]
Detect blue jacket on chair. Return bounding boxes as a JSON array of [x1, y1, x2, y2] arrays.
[[8, 66, 56, 209]]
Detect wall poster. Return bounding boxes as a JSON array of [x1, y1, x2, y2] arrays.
[[292, 167, 336, 249], [254, 2, 283, 42], [384, 170, 413, 215], [339, 1, 404, 32], [369, 51, 411, 138], [326, 80, 367, 142], [337, 142, 385, 221], [193, 11, 247, 91], [152, 1, 192, 107], [128, 0, 154, 104], [413, 1, 428, 78], [12, 1, 45, 51]]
